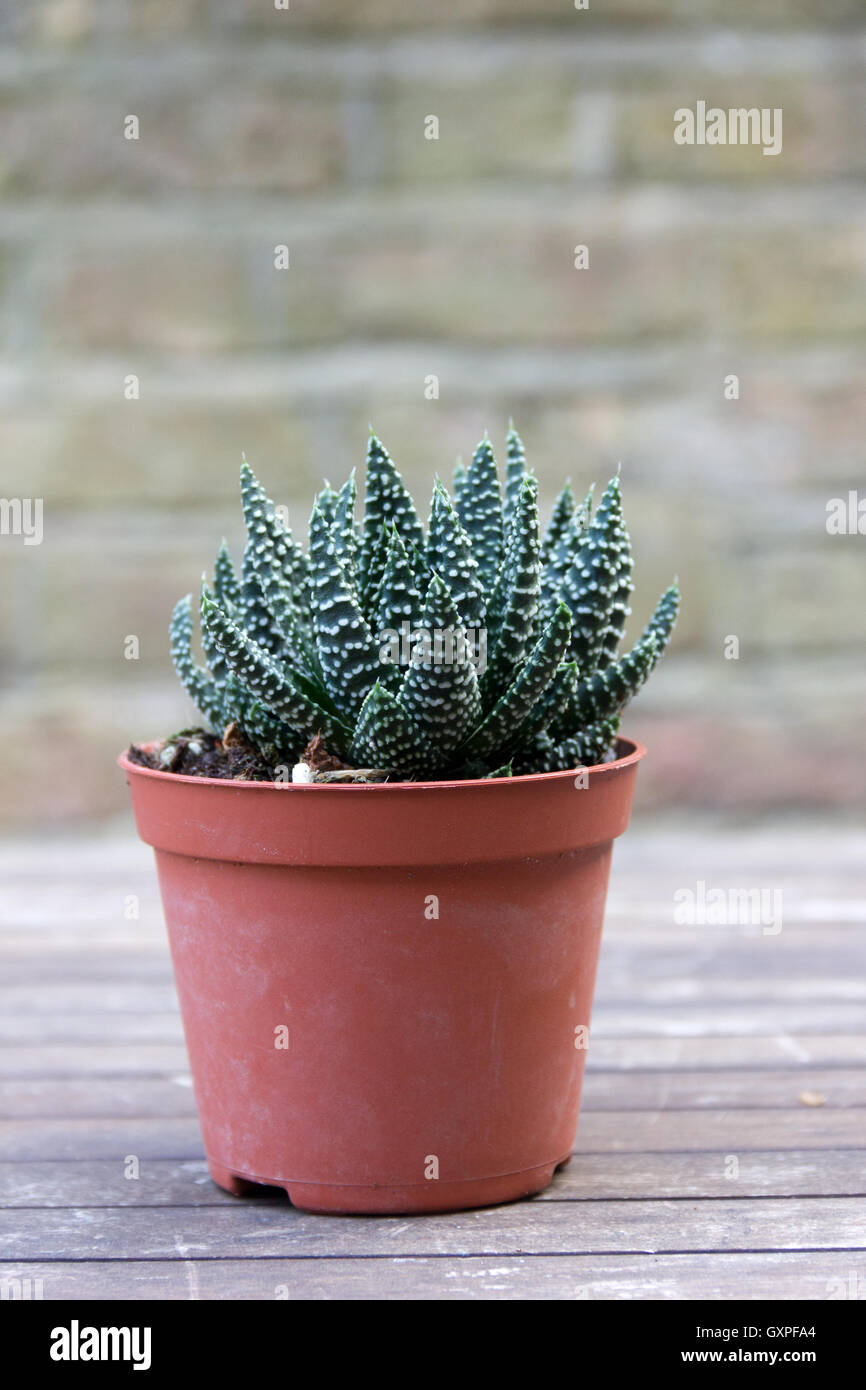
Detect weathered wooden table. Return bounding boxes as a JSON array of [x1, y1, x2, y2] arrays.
[[1, 823, 864, 1300]]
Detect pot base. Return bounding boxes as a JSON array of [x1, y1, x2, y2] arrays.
[[207, 1155, 573, 1215]]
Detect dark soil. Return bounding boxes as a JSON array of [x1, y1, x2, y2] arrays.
[[126, 728, 280, 782]]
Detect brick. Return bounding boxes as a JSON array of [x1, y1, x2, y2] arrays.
[[119, 1, 866, 36], [31, 214, 702, 351], [384, 76, 578, 184], [3, 401, 318, 506], [724, 226, 866, 338], [627, 654, 866, 813], [42, 239, 345, 352], [0, 512, 244, 676], [28, 189, 865, 352], [2, 38, 862, 197], [0, 678, 195, 826], [0, 79, 344, 197], [2, 1, 863, 44]]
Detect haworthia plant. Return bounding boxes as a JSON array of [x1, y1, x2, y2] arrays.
[[169, 427, 680, 780]]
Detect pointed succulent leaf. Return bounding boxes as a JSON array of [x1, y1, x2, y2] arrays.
[[639, 582, 680, 665], [221, 672, 300, 761], [503, 422, 528, 524], [520, 658, 579, 748], [409, 538, 433, 597], [197, 575, 228, 684], [426, 480, 486, 627], [481, 474, 541, 705], [571, 631, 658, 729], [452, 457, 467, 509], [359, 433, 425, 610], [331, 472, 358, 577], [398, 572, 482, 759], [561, 474, 631, 674], [370, 526, 421, 693], [462, 602, 571, 762], [539, 505, 589, 622], [170, 594, 224, 730], [596, 476, 634, 666], [201, 590, 351, 752], [250, 548, 320, 681], [572, 715, 620, 768], [240, 460, 310, 619], [373, 525, 420, 631], [239, 539, 277, 652], [315, 484, 337, 528], [539, 483, 575, 568], [213, 539, 241, 610], [350, 681, 436, 775], [309, 500, 382, 720], [515, 715, 619, 773], [456, 434, 503, 593]]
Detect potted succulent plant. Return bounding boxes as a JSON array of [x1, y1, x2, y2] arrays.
[[120, 425, 678, 1214]]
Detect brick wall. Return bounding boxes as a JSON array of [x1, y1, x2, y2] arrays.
[[1, 1, 864, 824]]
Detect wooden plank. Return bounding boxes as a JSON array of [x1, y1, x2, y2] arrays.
[[0, 984, 179, 1012], [1, 1250, 860, 1301], [0, 1016, 184, 1044], [579, 1069, 866, 1110], [2, 1196, 865, 1261], [0, 1119, 204, 1161], [0, 1109, 863, 1162], [2, 991, 864, 1035], [593, 976, 866, 1005], [549, 1150, 866, 1200], [0, 1046, 190, 1077], [0, 1070, 863, 1119], [0, 931, 167, 955], [4, 933, 864, 979], [0, 1078, 197, 1118], [586, 1004, 866, 1037], [0, 960, 174, 983], [2, 1035, 866, 1076], [1, 1149, 864, 1209], [586, 1035, 866, 1070], [565, 1110, 866, 1153]]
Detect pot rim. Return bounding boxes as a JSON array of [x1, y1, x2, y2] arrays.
[[117, 735, 645, 793]]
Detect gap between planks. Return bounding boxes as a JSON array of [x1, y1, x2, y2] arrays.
[[0, 1249, 860, 1300]]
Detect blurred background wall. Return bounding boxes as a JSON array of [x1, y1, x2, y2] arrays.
[[0, 0, 863, 826]]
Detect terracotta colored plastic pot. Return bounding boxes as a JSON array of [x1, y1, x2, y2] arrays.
[[120, 738, 645, 1215]]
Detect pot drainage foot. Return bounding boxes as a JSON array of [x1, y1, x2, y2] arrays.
[[208, 1160, 285, 1199], [283, 1161, 564, 1215], [208, 1157, 571, 1213]]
